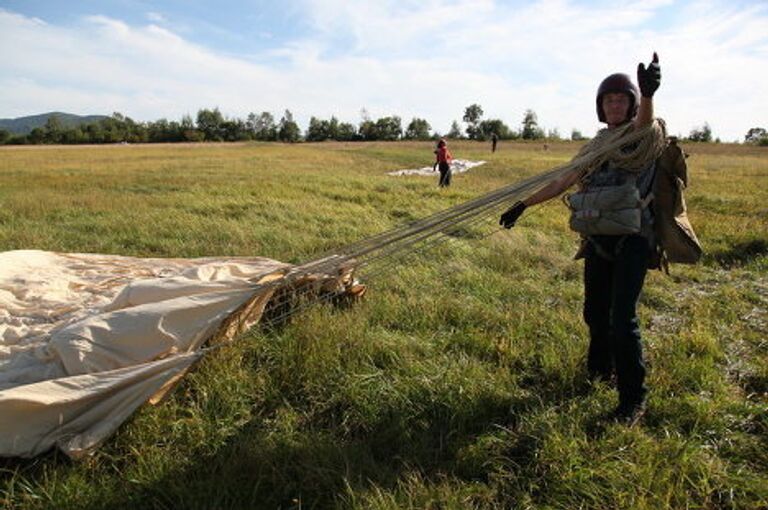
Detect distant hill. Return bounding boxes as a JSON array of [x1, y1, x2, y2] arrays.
[[0, 112, 108, 134]]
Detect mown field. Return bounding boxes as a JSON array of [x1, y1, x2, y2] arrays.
[[1, 140, 766, 509]]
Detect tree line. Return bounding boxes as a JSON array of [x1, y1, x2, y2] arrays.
[[0, 105, 571, 145], [686, 123, 768, 145], [0, 104, 763, 145]]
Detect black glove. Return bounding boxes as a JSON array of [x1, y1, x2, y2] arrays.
[[637, 52, 661, 98], [499, 201, 527, 229]]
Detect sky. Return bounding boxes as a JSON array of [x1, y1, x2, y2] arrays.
[[1, 0, 766, 142]]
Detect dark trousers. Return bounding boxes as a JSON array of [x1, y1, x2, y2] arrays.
[[438, 162, 451, 187], [583, 234, 649, 406]]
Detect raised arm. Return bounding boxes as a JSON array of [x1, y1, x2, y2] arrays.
[[634, 52, 660, 129]]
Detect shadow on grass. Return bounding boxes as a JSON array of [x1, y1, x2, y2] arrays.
[[108, 370, 608, 509], [707, 238, 768, 268], [0, 375, 615, 510], [0, 380, 617, 510], [98, 393, 543, 509]]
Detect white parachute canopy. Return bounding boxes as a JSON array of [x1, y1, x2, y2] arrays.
[[387, 159, 486, 176], [0, 250, 357, 459]]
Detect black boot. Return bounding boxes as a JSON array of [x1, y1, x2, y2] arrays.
[[613, 399, 646, 426]]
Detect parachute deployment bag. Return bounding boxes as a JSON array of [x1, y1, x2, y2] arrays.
[[652, 138, 702, 264]]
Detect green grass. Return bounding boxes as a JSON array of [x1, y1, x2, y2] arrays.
[[1, 140, 767, 509]]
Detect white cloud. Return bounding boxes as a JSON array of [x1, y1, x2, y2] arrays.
[[1, 1, 766, 141]]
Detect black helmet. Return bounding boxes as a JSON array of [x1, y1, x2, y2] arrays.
[[596, 73, 640, 123]]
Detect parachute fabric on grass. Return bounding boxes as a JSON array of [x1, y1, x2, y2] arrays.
[[0, 250, 361, 458], [387, 159, 486, 176]]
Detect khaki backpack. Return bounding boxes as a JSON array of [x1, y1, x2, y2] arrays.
[[650, 137, 702, 269]]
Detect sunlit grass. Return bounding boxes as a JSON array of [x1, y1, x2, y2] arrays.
[[1, 140, 766, 509]]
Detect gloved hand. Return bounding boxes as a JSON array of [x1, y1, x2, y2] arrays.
[[637, 52, 661, 98], [499, 201, 527, 229]]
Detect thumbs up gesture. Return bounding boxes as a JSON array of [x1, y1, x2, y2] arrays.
[[637, 52, 661, 98]]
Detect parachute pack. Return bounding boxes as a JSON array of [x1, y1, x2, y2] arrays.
[[650, 137, 703, 270], [568, 135, 703, 270]]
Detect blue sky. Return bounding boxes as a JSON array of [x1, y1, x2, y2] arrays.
[[1, 0, 767, 141]]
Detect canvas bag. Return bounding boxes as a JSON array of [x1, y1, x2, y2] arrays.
[[565, 177, 645, 236], [651, 138, 702, 264]]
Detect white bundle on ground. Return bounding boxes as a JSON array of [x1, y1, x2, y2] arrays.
[[387, 159, 486, 176]]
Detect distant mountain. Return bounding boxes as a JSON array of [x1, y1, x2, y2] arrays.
[[0, 112, 109, 135]]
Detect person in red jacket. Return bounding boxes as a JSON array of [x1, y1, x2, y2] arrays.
[[435, 139, 453, 187]]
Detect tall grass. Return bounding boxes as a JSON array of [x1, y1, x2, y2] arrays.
[[1, 140, 766, 509]]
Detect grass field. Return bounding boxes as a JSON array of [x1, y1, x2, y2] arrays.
[[1, 140, 767, 509]]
